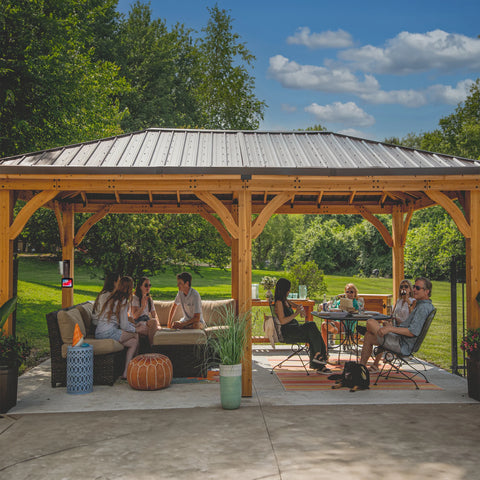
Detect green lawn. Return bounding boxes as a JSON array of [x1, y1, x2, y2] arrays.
[[15, 256, 466, 373]]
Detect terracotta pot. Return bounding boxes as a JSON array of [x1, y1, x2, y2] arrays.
[[0, 364, 18, 414]]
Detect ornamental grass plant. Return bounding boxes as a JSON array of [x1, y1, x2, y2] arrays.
[[207, 306, 249, 366]]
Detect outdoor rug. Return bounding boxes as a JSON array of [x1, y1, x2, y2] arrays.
[[171, 370, 220, 384], [268, 356, 443, 391]]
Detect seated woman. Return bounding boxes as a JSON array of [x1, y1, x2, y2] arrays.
[[91, 272, 121, 327], [321, 283, 361, 347], [131, 276, 161, 345], [274, 278, 330, 374], [392, 279, 416, 326], [95, 276, 144, 379]]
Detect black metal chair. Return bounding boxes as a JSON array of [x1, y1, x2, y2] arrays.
[[264, 302, 311, 376], [373, 308, 437, 389]]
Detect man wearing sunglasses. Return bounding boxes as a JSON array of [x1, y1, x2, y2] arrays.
[[359, 277, 434, 372]]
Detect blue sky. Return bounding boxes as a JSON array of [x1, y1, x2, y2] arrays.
[[116, 0, 480, 141]]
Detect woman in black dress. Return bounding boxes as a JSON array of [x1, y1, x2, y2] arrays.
[[274, 278, 330, 374]]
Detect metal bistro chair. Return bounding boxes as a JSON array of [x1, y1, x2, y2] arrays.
[[264, 301, 310, 376], [373, 308, 437, 389]]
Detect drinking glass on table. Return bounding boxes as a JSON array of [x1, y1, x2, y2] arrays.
[[357, 297, 365, 313]]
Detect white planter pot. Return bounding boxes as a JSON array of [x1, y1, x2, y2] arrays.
[[219, 363, 242, 409]]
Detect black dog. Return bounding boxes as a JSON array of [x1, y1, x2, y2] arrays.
[[328, 361, 370, 392]]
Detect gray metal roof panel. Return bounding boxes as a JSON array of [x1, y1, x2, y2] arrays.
[[1, 128, 479, 175]]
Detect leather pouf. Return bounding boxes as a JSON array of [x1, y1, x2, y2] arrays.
[[127, 353, 173, 391]]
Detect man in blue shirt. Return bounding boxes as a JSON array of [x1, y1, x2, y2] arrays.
[[359, 277, 434, 372]]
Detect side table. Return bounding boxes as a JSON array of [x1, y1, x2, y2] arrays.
[[67, 345, 94, 394]]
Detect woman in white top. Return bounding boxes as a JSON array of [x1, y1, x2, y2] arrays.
[[131, 276, 160, 345], [95, 276, 142, 379], [91, 272, 121, 327], [392, 279, 416, 325]]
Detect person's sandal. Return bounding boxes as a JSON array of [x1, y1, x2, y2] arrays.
[[316, 365, 332, 375]]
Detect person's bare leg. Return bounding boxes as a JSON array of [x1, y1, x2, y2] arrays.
[[120, 332, 138, 378], [359, 319, 382, 366], [147, 318, 161, 345]]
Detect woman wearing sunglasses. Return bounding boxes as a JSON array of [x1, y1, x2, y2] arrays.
[[392, 279, 416, 326], [321, 283, 360, 348], [131, 277, 161, 345]]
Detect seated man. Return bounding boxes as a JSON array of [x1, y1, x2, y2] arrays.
[[167, 272, 205, 330], [359, 276, 434, 373]]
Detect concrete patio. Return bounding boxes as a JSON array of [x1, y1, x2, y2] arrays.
[[1, 347, 479, 479]]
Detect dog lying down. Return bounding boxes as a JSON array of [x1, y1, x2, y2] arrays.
[[328, 361, 370, 392]]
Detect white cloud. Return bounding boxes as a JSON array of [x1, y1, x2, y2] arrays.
[[287, 27, 353, 49], [305, 102, 375, 127], [281, 103, 297, 112], [268, 55, 379, 94], [426, 79, 475, 104], [359, 89, 427, 107], [339, 30, 480, 74]]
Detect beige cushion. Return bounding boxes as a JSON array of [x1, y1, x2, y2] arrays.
[[57, 308, 86, 344], [153, 301, 181, 327], [77, 302, 94, 336], [201, 299, 236, 327], [61, 338, 123, 359], [152, 329, 206, 346], [204, 325, 229, 339]]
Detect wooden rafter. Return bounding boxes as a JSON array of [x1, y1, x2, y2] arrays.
[[317, 191, 323, 207], [54, 201, 65, 247], [115, 191, 120, 203], [349, 192, 356, 204]]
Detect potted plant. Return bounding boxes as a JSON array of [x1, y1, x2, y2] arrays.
[[260, 276, 277, 301], [1, 297, 31, 413], [206, 306, 249, 409], [460, 327, 480, 401]]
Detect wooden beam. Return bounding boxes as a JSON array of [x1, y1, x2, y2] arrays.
[[54, 201, 65, 246], [317, 191, 323, 207], [391, 206, 405, 302], [237, 189, 252, 397], [356, 205, 393, 248], [195, 192, 239, 239], [0, 190, 14, 334], [74, 206, 111, 246], [61, 204, 74, 308], [251, 192, 291, 239], [9, 190, 58, 240], [465, 191, 480, 329], [199, 208, 232, 247], [426, 190, 471, 238]]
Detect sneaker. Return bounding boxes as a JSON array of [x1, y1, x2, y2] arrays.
[[316, 365, 332, 374]]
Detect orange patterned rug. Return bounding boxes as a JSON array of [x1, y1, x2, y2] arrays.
[[268, 356, 442, 391]]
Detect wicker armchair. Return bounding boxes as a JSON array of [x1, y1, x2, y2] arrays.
[[46, 303, 126, 387]]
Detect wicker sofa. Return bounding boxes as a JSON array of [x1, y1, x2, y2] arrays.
[[46, 302, 126, 387], [46, 298, 236, 385]]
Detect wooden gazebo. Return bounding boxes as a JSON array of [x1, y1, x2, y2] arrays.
[[2, 128, 480, 396]]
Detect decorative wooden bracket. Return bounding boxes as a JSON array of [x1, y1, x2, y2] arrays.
[[251, 192, 292, 239], [199, 207, 232, 247], [74, 205, 112, 247], [356, 205, 393, 248], [195, 192, 239, 239], [9, 190, 58, 240], [426, 191, 471, 238]]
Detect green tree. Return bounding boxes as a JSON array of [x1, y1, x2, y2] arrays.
[[285, 261, 327, 300], [115, 1, 201, 131], [196, 4, 265, 129]]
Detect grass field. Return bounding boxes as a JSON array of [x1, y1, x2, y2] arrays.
[[14, 256, 467, 373]]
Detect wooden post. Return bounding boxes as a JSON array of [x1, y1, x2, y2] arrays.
[[61, 204, 75, 308], [237, 189, 252, 397], [465, 190, 480, 329], [0, 190, 14, 334], [391, 206, 405, 303], [231, 200, 239, 303]]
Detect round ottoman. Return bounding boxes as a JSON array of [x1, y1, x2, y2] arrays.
[[127, 353, 173, 391]]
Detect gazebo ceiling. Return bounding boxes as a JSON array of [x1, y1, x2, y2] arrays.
[[1, 128, 479, 215]]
